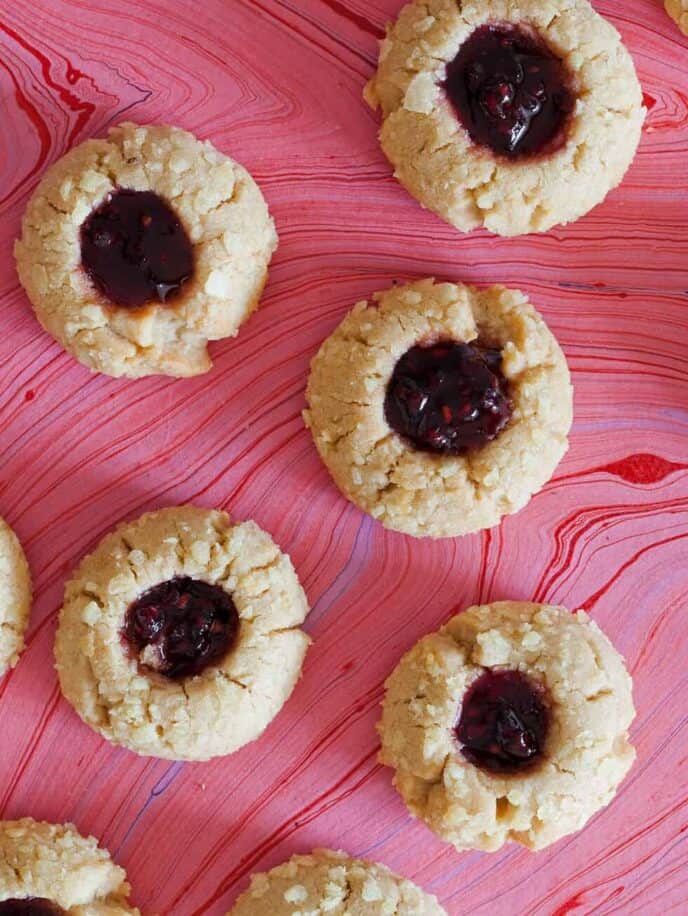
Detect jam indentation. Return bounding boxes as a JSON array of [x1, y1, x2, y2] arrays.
[[443, 23, 575, 158], [384, 340, 512, 455], [123, 576, 239, 680], [0, 901, 66, 915], [455, 669, 548, 774], [80, 189, 194, 308]]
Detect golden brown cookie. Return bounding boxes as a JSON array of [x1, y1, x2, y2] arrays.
[[15, 123, 278, 378], [379, 601, 635, 852], [365, 0, 645, 236], [55, 506, 310, 760], [0, 817, 139, 913], [0, 517, 32, 678], [305, 278, 572, 538], [227, 849, 446, 915], [666, 0, 688, 35]]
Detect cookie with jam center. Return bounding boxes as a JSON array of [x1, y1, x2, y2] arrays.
[[15, 123, 277, 378], [0, 818, 139, 913], [665, 0, 688, 35], [304, 278, 572, 539], [55, 506, 310, 761], [0, 516, 32, 678], [227, 849, 447, 916], [365, 0, 645, 236], [378, 601, 636, 852]]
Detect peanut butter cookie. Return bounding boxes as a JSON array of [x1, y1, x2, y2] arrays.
[[0, 818, 139, 913], [305, 279, 572, 538], [15, 123, 277, 377], [228, 849, 446, 915], [365, 0, 644, 236], [666, 1, 688, 35], [55, 507, 310, 760], [0, 517, 31, 678], [379, 601, 635, 852]]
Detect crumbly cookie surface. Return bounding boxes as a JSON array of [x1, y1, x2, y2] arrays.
[[304, 278, 572, 539], [0, 818, 139, 913], [666, 0, 688, 35], [365, 0, 645, 236], [15, 122, 278, 378], [227, 849, 446, 915], [55, 506, 310, 761], [379, 601, 636, 852], [0, 517, 32, 677]]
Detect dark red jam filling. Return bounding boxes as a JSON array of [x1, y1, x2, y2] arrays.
[[455, 669, 548, 774], [443, 23, 575, 158], [123, 576, 239, 679], [0, 901, 66, 915], [80, 189, 194, 308], [384, 340, 512, 455]]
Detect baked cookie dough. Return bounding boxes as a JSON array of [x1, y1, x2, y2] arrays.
[[666, 0, 688, 35], [364, 0, 645, 236], [0, 517, 32, 677], [228, 849, 446, 915], [15, 122, 278, 377], [0, 817, 139, 914], [378, 601, 635, 852], [304, 279, 572, 539], [55, 506, 310, 761]]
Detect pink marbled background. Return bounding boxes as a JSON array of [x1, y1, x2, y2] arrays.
[[0, 1, 687, 913]]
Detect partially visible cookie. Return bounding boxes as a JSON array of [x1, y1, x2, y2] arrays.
[[0, 818, 139, 913], [227, 849, 446, 915], [379, 601, 635, 852], [55, 506, 310, 761], [305, 278, 572, 539], [15, 122, 278, 378], [666, 0, 688, 35], [0, 517, 32, 677], [365, 0, 645, 236]]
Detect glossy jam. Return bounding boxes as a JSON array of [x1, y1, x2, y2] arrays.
[[455, 669, 548, 774], [80, 189, 194, 308], [443, 23, 575, 158], [384, 340, 511, 454], [123, 576, 239, 679], [0, 901, 66, 915]]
